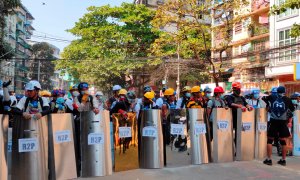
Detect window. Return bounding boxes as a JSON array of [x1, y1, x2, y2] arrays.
[[233, 46, 240, 56], [277, 0, 298, 19], [278, 29, 297, 62], [234, 22, 242, 34]]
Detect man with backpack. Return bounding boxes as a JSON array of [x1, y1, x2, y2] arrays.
[[206, 86, 227, 140], [14, 80, 51, 120], [263, 86, 295, 166]]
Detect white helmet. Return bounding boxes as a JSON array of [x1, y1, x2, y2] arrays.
[[112, 85, 121, 91], [95, 91, 104, 96], [28, 80, 41, 90]]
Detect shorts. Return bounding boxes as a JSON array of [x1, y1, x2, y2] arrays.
[[267, 120, 291, 138]]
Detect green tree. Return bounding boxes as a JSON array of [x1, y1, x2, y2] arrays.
[[56, 3, 157, 91], [0, 0, 20, 58], [30, 42, 56, 90], [271, 0, 300, 37], [151, 0, 247, 86]]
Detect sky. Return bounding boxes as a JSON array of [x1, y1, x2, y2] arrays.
[[22, 0, 133, 53]]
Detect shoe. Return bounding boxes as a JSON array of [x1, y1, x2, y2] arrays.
[[277, 159, 286, 166], [263, 159, 272, 166]]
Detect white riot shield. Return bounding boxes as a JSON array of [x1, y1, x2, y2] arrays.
[[255, 109, 268, 160], [11, 115, 48, 180], [0, 114, 9, 180], [212, 108, 234, 163], [165, 109, 191, 167], [112, 112, 139, 172], [293, 110, 300, 156], [236, 109, 255, 161], [189, 109, 209, 165], [48, 113, 77, 180], [80, 111, 112, 177]]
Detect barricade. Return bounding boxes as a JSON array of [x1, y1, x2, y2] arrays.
[[293, 110, 300, 156], [11, 115, 48, 180], [80, 111, 112, 177], [254, 108, 268, 160], [236, 109, 255, 161], [165, 109, 191, 167], [112, 112, 139, 172], [188, 109, 209, 165], [212, 108, 234, 163], [48, 113, 77, 180], [139, 110, 164, 169], [0, 114, 8, 180]]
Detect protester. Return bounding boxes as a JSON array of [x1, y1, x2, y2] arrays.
[[263, 86, 295, 166]]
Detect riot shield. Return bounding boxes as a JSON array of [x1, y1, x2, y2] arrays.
[[188, 109, 209, 165], [11, 115, 48, 180], [0, 114, 8, 180], [255, 109, 267, 160], [165, 109, 191, 167], [112, 112, 139, 172], [80, 111, 112, 177], [139, 110, 164, 169], [293, 110, 300, 156], [236, 109, 255, 161], [7, 127, 12, 177], [212, 108, 234, 163], [48, 113, 77, 180]]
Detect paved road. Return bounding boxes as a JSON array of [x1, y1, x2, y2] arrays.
[[80, 155, 300, 180]]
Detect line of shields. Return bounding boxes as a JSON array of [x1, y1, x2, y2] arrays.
[[1, 109, 300, 179]]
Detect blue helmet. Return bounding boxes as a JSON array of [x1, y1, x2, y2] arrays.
[[251, 88, 260, 95], [143, 85, 152, 93], [291, 92, 300, 99], [277, 86, 286, 94], [271, 87, 278, 93]]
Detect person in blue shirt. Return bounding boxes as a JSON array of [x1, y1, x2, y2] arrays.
[[246, 88, 266, 108]]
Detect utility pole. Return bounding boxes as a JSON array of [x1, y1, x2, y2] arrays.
[[37, 59, 40, 81], [176, 43, 180, 99]]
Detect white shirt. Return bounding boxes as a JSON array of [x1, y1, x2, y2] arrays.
[[246, 98, 266, 108], [156, 97, 164, 108], [16, 96, 49, 111]]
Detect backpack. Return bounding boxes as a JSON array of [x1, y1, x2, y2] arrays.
[[270, 95, 288, 120]]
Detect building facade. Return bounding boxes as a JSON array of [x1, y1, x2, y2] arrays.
[[211, 0, 278, 91], [265, 0, 300, 94], [1, 4, 35, 93]]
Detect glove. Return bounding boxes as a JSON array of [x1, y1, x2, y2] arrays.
[[241, 107, 247, 112], [3, 80, 11, 88], [72, 103, 79, 110], [118, 109, 128, 119], [247, 106, 254, 111]]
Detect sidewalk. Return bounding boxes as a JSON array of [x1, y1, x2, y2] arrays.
[[81, 156, 300, 180]]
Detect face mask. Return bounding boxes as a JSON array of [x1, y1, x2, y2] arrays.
[[72, 91, 80, 97], [233, 89, 241, 95], [220, 94, 225, 99], [253, 94, 260, 99], [292, 100, 298, 105], [206, 94, 211, 98], [185, 93, 191, 98], [81, 90, 89, 95]]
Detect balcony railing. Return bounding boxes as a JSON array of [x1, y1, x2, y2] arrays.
[[249, 24, 269, 37]]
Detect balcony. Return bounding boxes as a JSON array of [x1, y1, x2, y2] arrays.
[[249, 24, 269, 37], [251, 0, 269, 14], [16, 64, 29, 72], [17, 12, 26, 22], [16, 24, 25, 34]]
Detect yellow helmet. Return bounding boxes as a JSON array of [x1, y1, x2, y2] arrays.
[[191, 86, 201, 93], [164, 88, 175, 96], [144, 91, 155, 101], [182, 86, 191, 92], [39, 90, 51, 97], [118, 89, 128, 95]]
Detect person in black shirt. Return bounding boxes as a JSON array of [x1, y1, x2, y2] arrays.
[[226, 82, 253, 146]]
